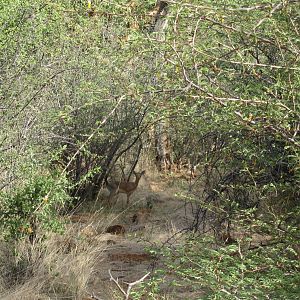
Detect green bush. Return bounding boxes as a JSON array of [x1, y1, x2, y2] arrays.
[[141, 241, 300, 299], [0, 172, 71, 241]]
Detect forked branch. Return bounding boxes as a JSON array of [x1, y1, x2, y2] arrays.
[[109, 269, 150, 300]]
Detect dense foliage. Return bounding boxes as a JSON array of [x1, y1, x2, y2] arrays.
[[0, 172, 70, 241], [0, 0, 299, 298]]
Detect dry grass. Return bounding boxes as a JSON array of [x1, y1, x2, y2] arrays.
[[0, 174, 195, 300], [0, 212, 114, 300]]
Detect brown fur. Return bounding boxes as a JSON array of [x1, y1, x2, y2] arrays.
[[106, 170, 145, 206]]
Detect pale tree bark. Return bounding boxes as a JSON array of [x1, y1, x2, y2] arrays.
[[152, 1, 172, 172]]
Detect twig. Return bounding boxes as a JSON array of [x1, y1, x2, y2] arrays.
[[238, 240, 244, 260], [89, 292, 103, 300], [109, 269, 150, 300], [253, 1, 287, 30]]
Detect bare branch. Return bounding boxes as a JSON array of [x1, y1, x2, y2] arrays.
[[109, 269, 150, 300]]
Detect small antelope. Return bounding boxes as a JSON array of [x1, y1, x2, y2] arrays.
[[106, 170, 145, 206]]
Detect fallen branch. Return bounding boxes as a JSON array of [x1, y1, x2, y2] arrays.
[[109, 269, 150, 300]]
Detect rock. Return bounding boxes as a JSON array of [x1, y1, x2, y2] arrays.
[[106, 224, 126, 235]]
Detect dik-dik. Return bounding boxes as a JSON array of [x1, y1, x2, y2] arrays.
[[106, 170, 145, 206]]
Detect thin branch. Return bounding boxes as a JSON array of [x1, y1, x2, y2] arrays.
[[12, 68, 78, 119], [217, 59, 300, 71], [109, 269, 150, 300], [60, 95, 125, 177], [164, 0, 299, 12], [253, 1, 287, 30], [89, 292, 103, 300]]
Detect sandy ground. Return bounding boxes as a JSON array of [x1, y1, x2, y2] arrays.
[[72, 173, 201, 300]]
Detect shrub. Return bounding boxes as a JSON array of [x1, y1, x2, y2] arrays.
[[0, 172, 71, 241]]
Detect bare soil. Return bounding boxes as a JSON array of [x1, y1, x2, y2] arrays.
[[71, 173, 198, 300]]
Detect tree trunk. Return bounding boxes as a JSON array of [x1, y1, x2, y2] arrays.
[[152, 1, 172, 172]]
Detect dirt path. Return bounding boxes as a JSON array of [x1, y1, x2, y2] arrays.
[[75, 175, 196, 300]]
